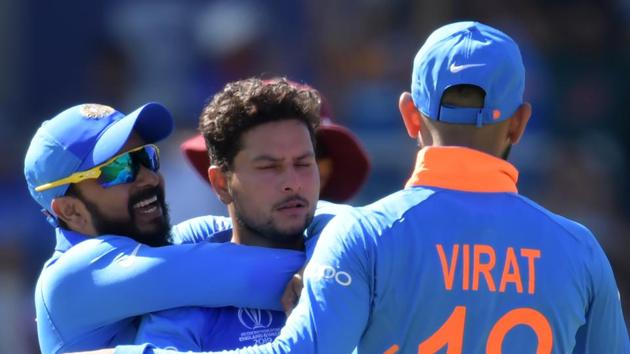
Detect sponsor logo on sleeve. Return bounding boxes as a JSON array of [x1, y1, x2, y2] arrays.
[[305, 263, 353, 286]]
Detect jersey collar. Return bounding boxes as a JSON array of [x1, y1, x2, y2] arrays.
[[55, 227, 90, 252], [405, 146, 518, 193]]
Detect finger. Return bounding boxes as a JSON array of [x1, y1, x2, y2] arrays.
[[281, 279, 299, 314]]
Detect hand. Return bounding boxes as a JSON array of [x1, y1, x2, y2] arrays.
[[281, 267, 304, 317]]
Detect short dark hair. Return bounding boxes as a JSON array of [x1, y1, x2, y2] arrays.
[[199, 77, 321, 170], [440, 84, 485, 109], [423, 84, 510, 156]]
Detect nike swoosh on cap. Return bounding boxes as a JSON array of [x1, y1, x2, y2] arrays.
[[449, 63, 486, 73]]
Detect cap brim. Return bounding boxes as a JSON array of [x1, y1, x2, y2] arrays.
[[180, 134, 211, 184], [317, 123, 370, 202], [79, 102, 174, 170]]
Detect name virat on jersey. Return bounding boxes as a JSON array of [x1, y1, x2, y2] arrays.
[[437, 244, 541, 294]]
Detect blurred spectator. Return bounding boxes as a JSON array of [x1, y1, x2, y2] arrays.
[[0, 243, 38, 354]]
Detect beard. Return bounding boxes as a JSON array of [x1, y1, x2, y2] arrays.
[[233, 195, 313, 248], [80, 186, 172, 247]]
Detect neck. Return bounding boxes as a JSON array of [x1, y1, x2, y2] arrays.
[[421, 117, 511, 158]]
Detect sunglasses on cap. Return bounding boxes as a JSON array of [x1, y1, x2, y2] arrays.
[[35, 144, 160, 192]]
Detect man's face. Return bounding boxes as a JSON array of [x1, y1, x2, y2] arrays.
[[227, 119, 319, 245], [73, 134, 171, 246]]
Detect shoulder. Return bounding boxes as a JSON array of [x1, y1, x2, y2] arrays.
[[515, 195, 601, 250], [36, 236, 140, 327], [327, 187, 438, 238], [368, 186, 438, 212], [306, 201, 354, 238], [39, 235, 136, 285], [315, 200, 354, 216], [172, 215, 232, 244]]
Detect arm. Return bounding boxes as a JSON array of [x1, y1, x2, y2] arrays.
[[42, 237, 304, 335], [171, 215, 232, 244], [572, 240, 630, 353], [80, 206, 362, 354], [114, 209, 374, 354]]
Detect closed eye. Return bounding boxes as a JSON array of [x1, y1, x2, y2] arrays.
[[256, 165, 278, 170], [295, 156, 316, 167]]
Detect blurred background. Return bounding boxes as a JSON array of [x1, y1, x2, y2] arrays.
[[1, 0, 629, 352]]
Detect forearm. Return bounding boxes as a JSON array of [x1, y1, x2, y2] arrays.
[[46, 238, 305, 331]]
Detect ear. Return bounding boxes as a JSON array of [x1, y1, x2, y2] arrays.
[[208, 166, 233, 205], [399, 92, 422, 138], [51, 196, 93, 233], [507, 102, 532, 145]]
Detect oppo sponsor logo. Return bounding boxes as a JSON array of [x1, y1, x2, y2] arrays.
[[306, 263, 352, 286]]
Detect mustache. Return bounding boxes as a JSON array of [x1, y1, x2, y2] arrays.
[[273, 195, 310, 209]]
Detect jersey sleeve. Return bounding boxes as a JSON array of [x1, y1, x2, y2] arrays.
[[134, 308, 206, 351], [40, 237, 304, 338], [171, 215, 232, 244], [572, 235, 630, 353], [304, 201, 353, 259]]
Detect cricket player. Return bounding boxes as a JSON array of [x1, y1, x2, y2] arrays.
[[131, 78, 355, 350], [111, 21, 628, 354], [24, 103, 306, 354]]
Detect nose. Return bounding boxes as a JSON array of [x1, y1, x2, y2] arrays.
[[282, 166, 302, 193], [134, 164, 161, 188]]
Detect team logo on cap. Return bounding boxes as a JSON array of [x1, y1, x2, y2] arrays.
[[80, 104, 115, 119]]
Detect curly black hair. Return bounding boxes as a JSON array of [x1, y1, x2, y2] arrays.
[[199, 77, 321, 170]]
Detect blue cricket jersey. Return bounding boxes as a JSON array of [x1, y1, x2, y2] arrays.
[[118, 201, 352, 353], [134, 229, 287, 351], [123, 147, 629, 354], [34, 215, 305, 354], [135, 306, 286, 351]]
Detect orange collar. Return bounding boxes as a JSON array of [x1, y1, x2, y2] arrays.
[[405, 147, 519, 193]]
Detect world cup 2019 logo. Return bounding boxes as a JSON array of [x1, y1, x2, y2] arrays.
[[238, 308, 273, 330]]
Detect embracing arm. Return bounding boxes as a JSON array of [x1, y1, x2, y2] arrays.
[[42, 237, 304, 335], [109, 210, 373, 354]]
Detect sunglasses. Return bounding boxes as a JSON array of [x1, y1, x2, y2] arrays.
[[35, 144, 160, 192]]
